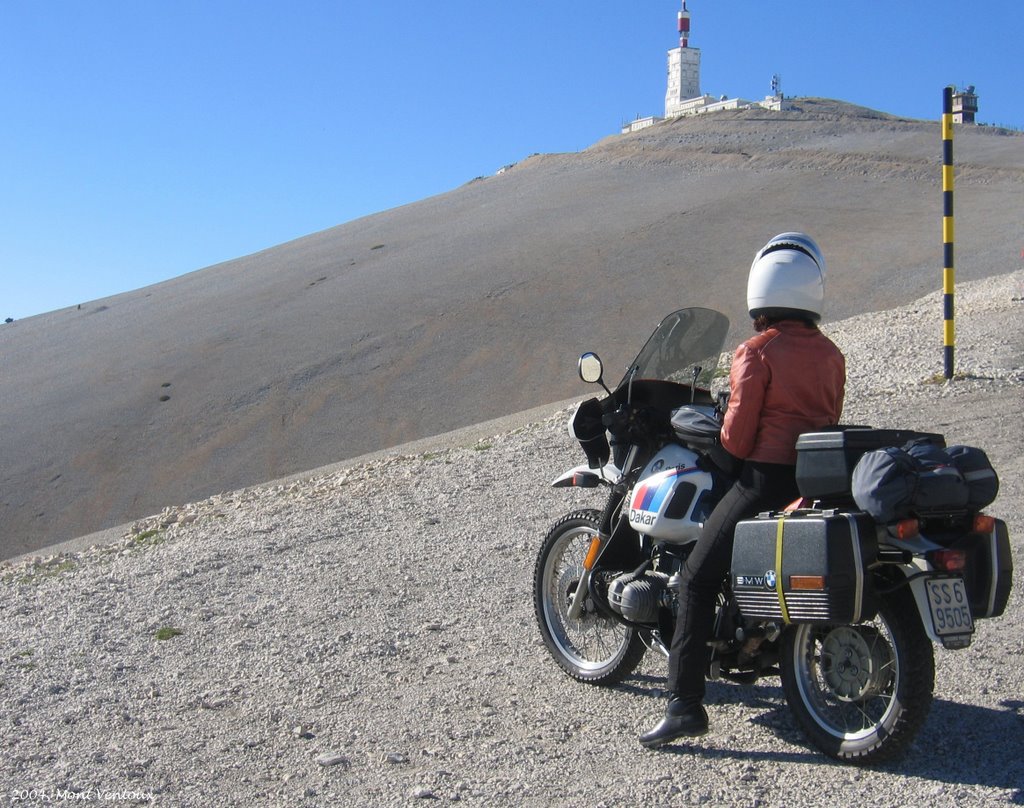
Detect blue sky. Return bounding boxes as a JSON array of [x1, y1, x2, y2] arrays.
[[3, 1, 1022, 320]]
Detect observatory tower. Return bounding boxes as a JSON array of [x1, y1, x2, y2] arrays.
[[664, 2, 702, 117], [622, 1, 792, 133]]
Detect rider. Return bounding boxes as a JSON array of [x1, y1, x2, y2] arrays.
[[640, 232, 847, 749]]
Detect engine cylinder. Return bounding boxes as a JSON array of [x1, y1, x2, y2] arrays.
[[609, 571, 671, 623]]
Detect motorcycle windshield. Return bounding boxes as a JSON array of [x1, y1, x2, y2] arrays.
[[619, 307, 730, 391]]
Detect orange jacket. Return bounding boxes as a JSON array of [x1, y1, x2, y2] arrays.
[[720, 322, 846, 465]]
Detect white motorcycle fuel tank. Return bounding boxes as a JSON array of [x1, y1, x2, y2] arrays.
[[626, 444, 715, 542]]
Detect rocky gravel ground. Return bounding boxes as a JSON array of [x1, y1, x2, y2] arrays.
[[2, 270, 1022, 807]]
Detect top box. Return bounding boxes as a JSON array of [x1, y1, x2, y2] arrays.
[[795, 426, 946, 502]]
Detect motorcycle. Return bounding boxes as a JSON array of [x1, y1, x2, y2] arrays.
[[532, 307, 1013, 763]]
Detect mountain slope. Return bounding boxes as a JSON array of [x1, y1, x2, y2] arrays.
[[3, 99, 1022, 557]]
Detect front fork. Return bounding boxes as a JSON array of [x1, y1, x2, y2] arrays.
[[566, 485, 634, 621], [567, 538, 603, 621]]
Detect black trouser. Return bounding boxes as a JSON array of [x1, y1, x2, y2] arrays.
[[666, 460, 799, 702]]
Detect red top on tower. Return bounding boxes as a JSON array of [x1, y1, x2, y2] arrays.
[[677, 1, 691, 48]]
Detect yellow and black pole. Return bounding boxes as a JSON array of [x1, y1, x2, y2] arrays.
[[942, 86, 956, 379]]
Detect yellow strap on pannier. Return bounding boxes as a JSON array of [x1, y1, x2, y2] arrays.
[[774, 516, 791, 624]]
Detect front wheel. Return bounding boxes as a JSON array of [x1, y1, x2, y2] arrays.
[[780, 585, 935, 764], [533, 509, 646, 685]]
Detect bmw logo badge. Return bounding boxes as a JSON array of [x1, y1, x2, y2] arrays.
[[764, 570, 777, 589]]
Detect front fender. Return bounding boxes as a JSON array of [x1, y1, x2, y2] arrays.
[[551, 462, 622, 488]]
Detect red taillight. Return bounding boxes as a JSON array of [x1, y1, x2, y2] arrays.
[[930, 549, 968, 572], [973, 514, 995, 534], [893, 519, 920, 540]]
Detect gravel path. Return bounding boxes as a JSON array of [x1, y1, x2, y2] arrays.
[[2, 270, 1022, 807]]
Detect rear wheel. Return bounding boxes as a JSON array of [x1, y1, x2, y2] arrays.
[[780, 586, 934, 763], [533, 510, 646, 685]]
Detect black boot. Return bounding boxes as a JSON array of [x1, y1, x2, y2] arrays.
[[638, 696, 709, 749]]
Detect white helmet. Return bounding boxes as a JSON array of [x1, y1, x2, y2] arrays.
[[747, 232, 826, 321]]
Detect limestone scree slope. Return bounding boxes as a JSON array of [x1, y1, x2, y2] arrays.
[[2, 99, 1022, 557]]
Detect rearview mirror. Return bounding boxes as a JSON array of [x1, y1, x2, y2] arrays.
[[578, 352, 604, 385]]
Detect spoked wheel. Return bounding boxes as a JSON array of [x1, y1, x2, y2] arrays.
[[780, 586, 935, 764], [533, 509, 646, 685]]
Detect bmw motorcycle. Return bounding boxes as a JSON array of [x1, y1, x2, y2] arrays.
[[532, 307, 1012, 763]]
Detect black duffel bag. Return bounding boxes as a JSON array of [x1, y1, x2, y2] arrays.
[[946, 445, 1000, 510], [850, 441, 997, 523]]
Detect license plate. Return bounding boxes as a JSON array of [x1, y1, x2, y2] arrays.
[[925, 577, 974, 637]]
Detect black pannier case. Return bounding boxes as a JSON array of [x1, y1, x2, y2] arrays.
[[953, 518, 1013, 619], [732, 509, 877, 624], [795, 426, 946, 502]]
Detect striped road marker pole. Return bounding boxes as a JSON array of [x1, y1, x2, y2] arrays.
[[942, 86, 955, 379]]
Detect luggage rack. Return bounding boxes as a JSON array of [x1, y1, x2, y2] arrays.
[[893, 508, 976, 541], [799, 500, 977, 541]]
